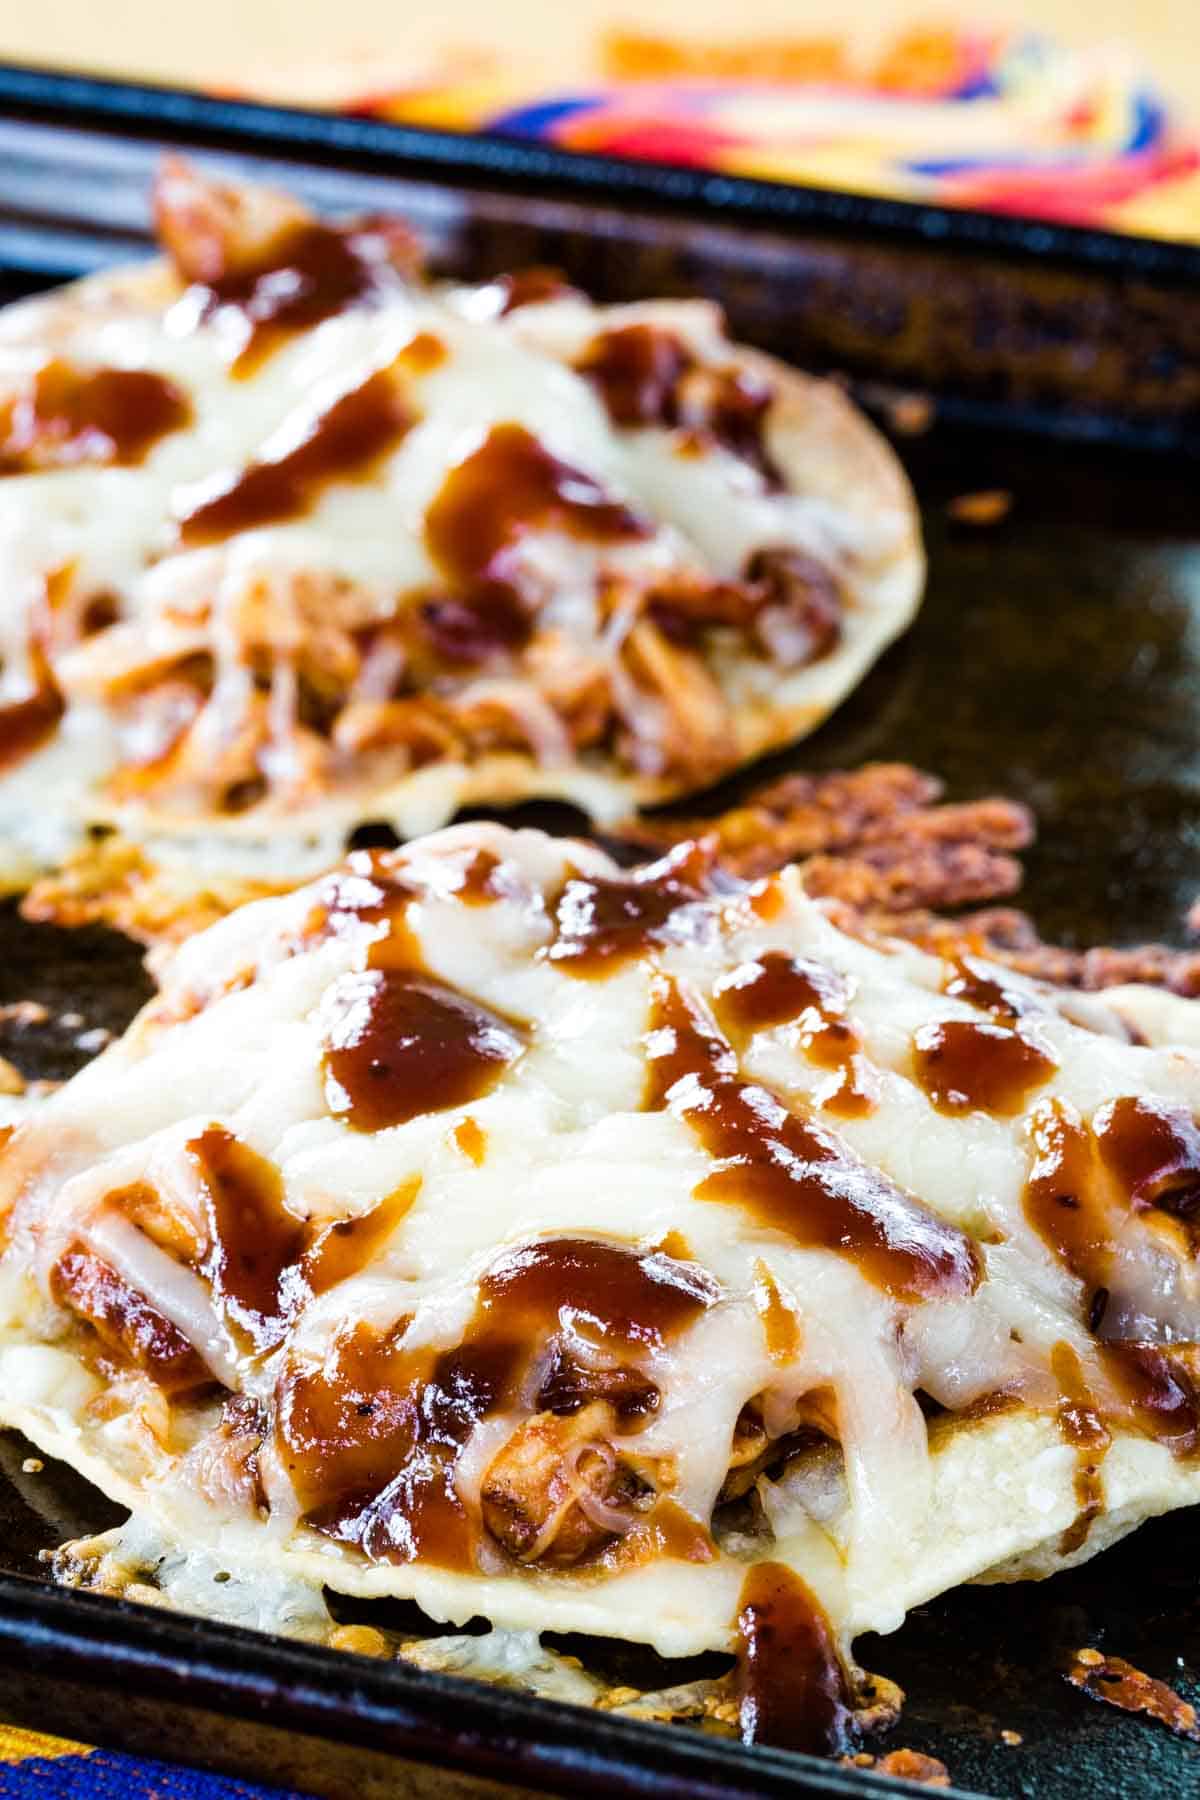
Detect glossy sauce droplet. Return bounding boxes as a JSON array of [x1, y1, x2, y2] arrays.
[[423, 421, 650, 656], [714, 952, 876, 1118], [322, 968, 524, 1133], [175, 365, 413, 545], [645, 976, 981, 1304], [913, 1017, 1057, 1117], [736, 1562, 856, 1754], [1099, 1342, 1200, 1458], [1024, 1095, 1200, 1328], [426, 421, 650, 573], [302, 1177, 422, 1297], [277, 1316, 498, 1569], [944, 955, 1034, 1020], [577, 323, 781, 484], [1094, 1096, 1200, 1241], [0, 362, 191, 473], [1023, 1098, 1112, 1312], [300, 850, 419, 967], [478, 1236, 718, 1350], [188, 1127, 307, 1354], [920, 954, 1057, 1117], [548, 840, 718, 976], [576, 323, 690, 427]]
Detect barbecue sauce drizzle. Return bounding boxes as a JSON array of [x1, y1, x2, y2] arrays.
[[1024, 1097, 1108, 1297], [52, 846, 498, 1378], [0, 639, 64, 773], [547, 839, 721, 975], [422, 421, 650, 658], [645, 974, 980, 1304], [1022, 1087, 1200, 1471], [175, 362, 416, 544], [549, 840, 976, 1298], [46, 830, 1200, 1746], [913, 954, 1058, 1118], [576, 322, 783, 487], [172, 217, 414, 376], [322, 969, 525, 1133], [1051, 1340, 1110, 1555], [54, 1139, 422, 1388], [301, 845, 526, 1133], [0, 361, 191, 473], [914, 1016, 1057, 1118], [276, 1236, 718, 1569], [188, 1127, 306, 1354], [183, 1130, 422, 1359], [713, 950, 877, 1119], [1024, 1094, 1200, 1307], [736, 1562, 857, 1754]]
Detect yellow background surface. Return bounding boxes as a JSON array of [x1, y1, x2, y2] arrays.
[[1, 0, 1197, 116]]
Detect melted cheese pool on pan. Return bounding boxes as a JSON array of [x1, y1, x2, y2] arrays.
[[2, 822, 1200, 1746]]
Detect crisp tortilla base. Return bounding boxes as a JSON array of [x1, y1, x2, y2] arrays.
[[2, 1385, 1194, 1661]]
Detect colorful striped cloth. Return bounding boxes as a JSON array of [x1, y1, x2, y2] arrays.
[[0, 1725, 306, 1799], [247, 27, 1200, 243]]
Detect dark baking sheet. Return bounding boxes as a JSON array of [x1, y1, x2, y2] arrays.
[[0, 96, 1199, 1800], [2, 63, 1200, 454]]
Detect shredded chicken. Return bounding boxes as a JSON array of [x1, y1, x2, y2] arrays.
[[153, 157, 314, 286], [55, 542, 824, 821], [480, 1401, 651, 1567], [618, 620, 734, 782]]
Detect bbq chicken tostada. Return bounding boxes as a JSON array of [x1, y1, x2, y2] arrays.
[[0, 161, 921, 893], [1, 821, 1199, 1749]]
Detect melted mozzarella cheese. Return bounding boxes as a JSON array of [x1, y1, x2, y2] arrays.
[[0, 211, 921, 886], [1, 823, 1199, 1667]]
